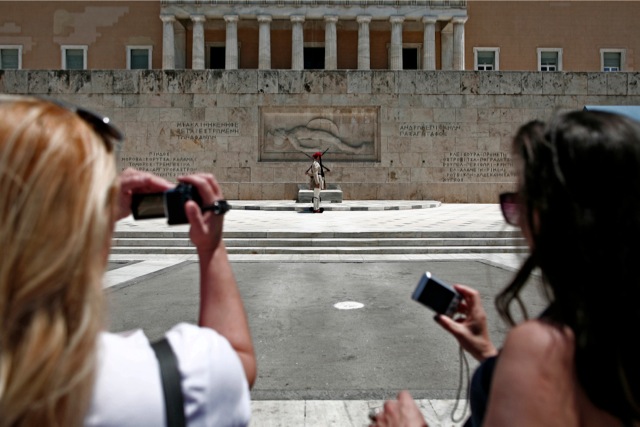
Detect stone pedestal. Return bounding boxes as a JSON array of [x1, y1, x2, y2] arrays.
[[297, 183, 343, 203]]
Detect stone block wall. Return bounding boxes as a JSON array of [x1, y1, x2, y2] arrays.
[[2, 69, 640, 202]]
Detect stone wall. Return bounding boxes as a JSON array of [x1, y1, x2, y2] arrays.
[[2, 69, 640, 202]]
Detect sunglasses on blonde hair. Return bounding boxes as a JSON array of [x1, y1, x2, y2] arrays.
[[48, 98, 124, 153], [0, 95, 124, 153]]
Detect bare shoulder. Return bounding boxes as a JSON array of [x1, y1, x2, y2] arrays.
[[484, 320, 580, 426], [496, 319, 576, 401], [502, 319, 574, 362]]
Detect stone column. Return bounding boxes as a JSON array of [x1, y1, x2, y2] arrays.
[[389, 15, 404, 70], [357, 15, 371, 70], [191, 14, 206, 70], [324, 15, 338, 70], [441, 21, 453, 70], [224, 14, 239, 70], [422, 16, 437, 70], [291, 15, 305, 70], [453, 16, 468, 70], [160, 14, 176, 69], [258, 14, 272, 70], [175, 21, 186, 69]]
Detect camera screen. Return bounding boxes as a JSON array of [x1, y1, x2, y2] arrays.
[[131, 193, 165, 219]]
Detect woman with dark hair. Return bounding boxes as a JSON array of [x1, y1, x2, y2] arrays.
[[371, 110, 640, 427]]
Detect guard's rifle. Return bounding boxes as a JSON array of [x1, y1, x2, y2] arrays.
[[319, 148, 330, 176], [302, 148, 330, 174]]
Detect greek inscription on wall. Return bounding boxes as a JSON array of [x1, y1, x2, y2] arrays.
[[119, 151, 197, 177], [399, 123, 461, 137], [442, 152, 514, 182], [171, 122, 240, 140]]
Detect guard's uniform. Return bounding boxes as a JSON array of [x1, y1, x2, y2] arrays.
[[306, 153, 327, 212]]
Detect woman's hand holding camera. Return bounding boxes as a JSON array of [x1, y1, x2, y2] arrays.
[[118, 169, 227, 253], [178, 173, 226, 254], [434, 284, 498, 362], [117, 168, 173, 221]]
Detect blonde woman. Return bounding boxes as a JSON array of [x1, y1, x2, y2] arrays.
[[0, 96, 256, 426]]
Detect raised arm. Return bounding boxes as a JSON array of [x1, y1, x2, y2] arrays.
[[180, 173, 257, 387]]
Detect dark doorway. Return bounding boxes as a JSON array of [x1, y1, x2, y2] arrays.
[[304, 47, 325, 69], [209, 46, 225, 69], [403, 47, 419, 70]]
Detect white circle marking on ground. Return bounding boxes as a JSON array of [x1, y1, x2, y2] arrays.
[[333, 301, 364, 310]]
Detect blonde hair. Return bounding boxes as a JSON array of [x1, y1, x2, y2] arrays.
[[0, 98, 118, 427]]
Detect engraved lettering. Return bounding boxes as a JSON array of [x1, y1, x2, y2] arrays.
[[172, 122, 240, 140], [119, 151, 197, 178], [442, 151, 514, 182], [399, 123, 461, 137]]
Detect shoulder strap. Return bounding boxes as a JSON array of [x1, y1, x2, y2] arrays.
[[151, 338, 186, 427]]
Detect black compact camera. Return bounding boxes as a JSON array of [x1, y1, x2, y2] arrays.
[[131, 183, 229, 225], [412, 272, 462, 317]]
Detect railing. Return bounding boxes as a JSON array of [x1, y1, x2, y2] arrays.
[[161, 0, 467, 7]]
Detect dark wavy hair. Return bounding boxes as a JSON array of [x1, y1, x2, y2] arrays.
[[496, 110, 640, 421]]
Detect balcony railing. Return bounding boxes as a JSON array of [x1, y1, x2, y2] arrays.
[[161, 0, 467, 7]]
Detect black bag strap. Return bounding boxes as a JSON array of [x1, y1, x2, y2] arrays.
[[151, 338, 186, 427]]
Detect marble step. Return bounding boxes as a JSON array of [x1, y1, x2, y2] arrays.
[[112, 237, 526, 248], [114, 230, 523, 239], [110, 245, 528, 255], [111, 229, 527, 254]]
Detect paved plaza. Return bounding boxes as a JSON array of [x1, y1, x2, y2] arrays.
[[107, 202, 545, 427]]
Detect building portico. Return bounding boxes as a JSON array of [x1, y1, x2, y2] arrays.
[[159, 0, 468, 70]]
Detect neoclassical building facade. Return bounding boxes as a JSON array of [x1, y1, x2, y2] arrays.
[[158, 0, 468, 71], [1, 1, 638, 73]]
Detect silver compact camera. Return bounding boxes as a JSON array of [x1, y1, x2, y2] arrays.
[[411, 272, 462, 317]]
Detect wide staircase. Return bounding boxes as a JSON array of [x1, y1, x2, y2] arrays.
[[111, 230, 527, 255]]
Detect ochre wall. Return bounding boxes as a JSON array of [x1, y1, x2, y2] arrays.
[[2, 1, 639, 71], [0, 2, 162, 70], [466, 1, 640, 71]]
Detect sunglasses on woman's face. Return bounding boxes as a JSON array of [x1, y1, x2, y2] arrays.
[[499, 192, 521, 226]]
